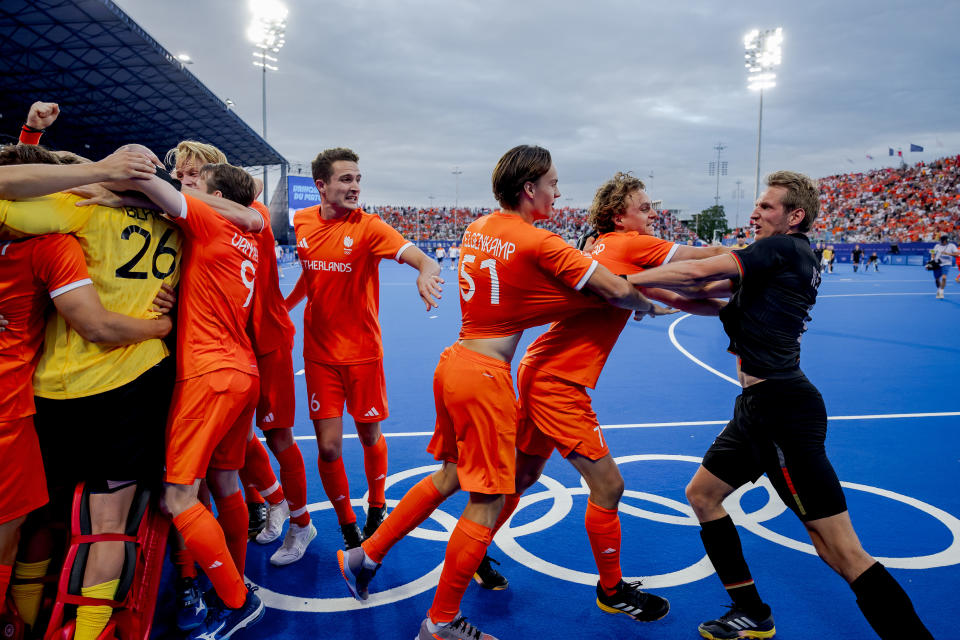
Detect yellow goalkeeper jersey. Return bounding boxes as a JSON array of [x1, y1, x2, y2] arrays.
[[0, 193, 182, 398]]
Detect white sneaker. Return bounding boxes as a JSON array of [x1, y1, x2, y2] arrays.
[[937, 289, 944, 299], [270, 521, 317, 566], [255, 500, 290, 544]]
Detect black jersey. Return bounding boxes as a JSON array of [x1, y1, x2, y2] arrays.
[[719, 233, 821, 379], [852, 248, 863, 262]]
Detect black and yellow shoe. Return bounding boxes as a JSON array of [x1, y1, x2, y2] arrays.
[[698, 604, 775, 639], [473, 554, 508, 590], [596, 579, 669, 622], [247, 502, 267, 539]]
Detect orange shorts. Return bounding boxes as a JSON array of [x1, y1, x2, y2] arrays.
[[304, 359, 388, 422], [516, 364, 609, 461], [426, 343, 517, 495], [0, 416, 48, 524], [256, 345, 295, 430], [165, 369, 259, 485]]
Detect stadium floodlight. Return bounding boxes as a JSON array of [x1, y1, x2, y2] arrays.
[[247, 0, 288, 208], [176, 53, 193, 64], [744, 27, 783, 200]]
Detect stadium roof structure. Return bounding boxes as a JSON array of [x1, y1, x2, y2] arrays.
[[0, 0, 287, 167]]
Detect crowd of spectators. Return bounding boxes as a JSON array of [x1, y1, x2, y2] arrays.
[[369, 205, 698, 244], [367, 156, 960, 246], [812, 155, 960, 242]]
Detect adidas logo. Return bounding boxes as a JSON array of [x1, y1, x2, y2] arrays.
[[601, 547, 617, 554], [363, 407, 380, 418], [297, 237, 309, 249], [375, 474, 386, 481], [262, 412, 274, 423], [334, 494, 346, 501], [208, 561, 223, 569]]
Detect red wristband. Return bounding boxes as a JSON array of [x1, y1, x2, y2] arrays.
[[19, 126, 43, 145]]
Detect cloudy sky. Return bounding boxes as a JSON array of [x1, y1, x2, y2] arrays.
[[115, 0, 959, 224]]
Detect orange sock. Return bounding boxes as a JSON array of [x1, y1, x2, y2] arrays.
[[585, 499, 622, 594], [173, 503, 246, 609], [214, 490, 249, 577], [242, 437, 285, 505], [428, 517, 492, 625], [317, 457, 355, 525], [276, 443, 310, 527], [0, 563, 10, 601], [362, 476, 444, 564], [172, 546, 197, 580], [362, 435, 388, 508], [492, 493, 521, 537]]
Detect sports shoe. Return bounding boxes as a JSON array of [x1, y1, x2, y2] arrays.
[[270, 521, 317, 566], [337, 546, 380, 601], [698, 604, 775, 639], [341, 522, 362, 549], [187, 586, 264, 640], [176, 576, 207, 631], [596, 579, 669, 622], [247, 502, 267, 538], [472, 555, 507, 590], [417, 615, 499, 640], [936, 289, 945, 299], [362, 505, 387, 539], [255, 500, 290, 544]]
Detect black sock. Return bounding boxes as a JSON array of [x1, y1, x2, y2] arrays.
[[699, 515, 768, 618], [850, 562, 932, 639]]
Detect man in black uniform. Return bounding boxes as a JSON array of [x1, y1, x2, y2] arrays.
[[851, 244, 863, 272], [866, 250, 880, 272], [627, 171, 931, 640]]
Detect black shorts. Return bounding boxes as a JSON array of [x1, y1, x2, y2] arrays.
[[702, 375, 846, 522], [34, 358, 174, 490]]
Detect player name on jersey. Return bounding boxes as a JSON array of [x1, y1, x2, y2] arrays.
[[299, 259, 352, 273], [461, 230, 517, 261], [231, 233, 259, 261]]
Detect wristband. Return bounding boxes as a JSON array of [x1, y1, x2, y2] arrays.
[[154, 165, 183, 191], [19, 125, 43, 145]]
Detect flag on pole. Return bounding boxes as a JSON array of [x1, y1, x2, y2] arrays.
[[897, 149, 903, 157], [910, 143, 923, 152], [888, 148, 894, 156], [866, 154, 874, 160]]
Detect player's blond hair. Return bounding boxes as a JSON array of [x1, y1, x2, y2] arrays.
[[165, 140, 228, 171], [766, 170, 819, 233], [0, 144, 61, 166], [587, 172, 646, 234]]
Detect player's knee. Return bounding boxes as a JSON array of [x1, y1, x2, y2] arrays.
[[317, 443, 342, 462], [685, 479, 715, 515]]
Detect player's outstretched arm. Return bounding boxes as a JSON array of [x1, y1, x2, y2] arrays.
[[628, 253, 740, 294], [585, 263, 656, 316], [399, 245, 444, 310], [0, 148, 158, 200], [284, 274, 306, 311], [53, 284, 172, 345], [642, 287, 726, 316], [182, 186, 264, 232]]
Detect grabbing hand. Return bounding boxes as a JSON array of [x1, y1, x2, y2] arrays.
[[151, 283, 177, 315], [68, 184, 123, 208], [94, 148, 158, 183], [634, 304, 678, 321], [26, 101, 60, 130]]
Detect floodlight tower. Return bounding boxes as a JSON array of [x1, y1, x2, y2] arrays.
[[744, 27, 783, 201], [247, 0, 288, 207], [451, 166, 463, 235]]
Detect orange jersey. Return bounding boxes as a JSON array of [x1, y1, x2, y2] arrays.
[[173, 194, 262, 381], [293, 206, 412, 364], [457, 212, 600, 339], [519, 231, 677, 388], [0, 235, 91, 419], [248, 202, 295, 355]]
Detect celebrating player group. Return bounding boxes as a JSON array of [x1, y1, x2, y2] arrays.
[[0, 101, 932, 640]]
